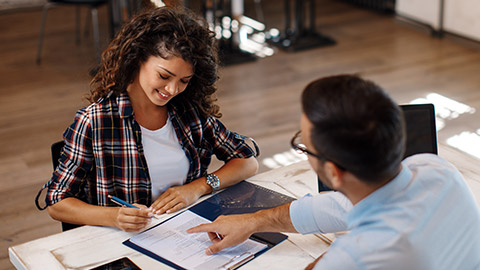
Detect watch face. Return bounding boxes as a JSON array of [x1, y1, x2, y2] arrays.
[[207, 174, 220, 190], [212, 179, 220, 189]]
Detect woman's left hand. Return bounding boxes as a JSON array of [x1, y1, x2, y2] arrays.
[[149, 183, 204, 214]]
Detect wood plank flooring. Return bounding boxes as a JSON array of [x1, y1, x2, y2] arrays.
[[1, 1, 480, 269]]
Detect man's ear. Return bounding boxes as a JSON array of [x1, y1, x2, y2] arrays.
[[324, 161, 344, 190]]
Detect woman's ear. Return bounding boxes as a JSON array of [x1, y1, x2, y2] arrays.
[[324, 161, 344, 190]]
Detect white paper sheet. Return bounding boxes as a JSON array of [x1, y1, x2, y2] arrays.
[[129, 210, 267, 270]]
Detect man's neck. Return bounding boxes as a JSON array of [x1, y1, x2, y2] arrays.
[[343, 166, 402, 205]]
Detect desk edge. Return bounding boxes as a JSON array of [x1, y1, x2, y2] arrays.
[[8, 246, 27, 270]]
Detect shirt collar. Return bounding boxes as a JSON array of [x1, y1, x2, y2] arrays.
[[347, 164, 412, 228], [116, 92, 134, 119], [114, 92, 186, 121]]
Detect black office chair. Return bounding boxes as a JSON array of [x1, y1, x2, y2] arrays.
[[36, 0, 107, 64], [50, 141, 82, 231]]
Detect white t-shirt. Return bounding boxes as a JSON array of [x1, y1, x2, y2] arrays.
[[140, 117, 189, 200]]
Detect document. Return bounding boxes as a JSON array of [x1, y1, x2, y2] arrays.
[[127, 210, 267, 270]]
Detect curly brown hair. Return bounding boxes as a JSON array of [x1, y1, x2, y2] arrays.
[[88, 7, 221, 117]]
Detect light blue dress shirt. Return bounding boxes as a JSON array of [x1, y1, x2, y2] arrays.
[[290, 154, 480, 270]]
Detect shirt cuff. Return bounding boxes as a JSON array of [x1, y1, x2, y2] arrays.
[[290, 192, 351, 234], [290, 194, 318, 234]]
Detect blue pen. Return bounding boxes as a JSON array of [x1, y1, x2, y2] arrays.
[[108, 195, 158, 219], [108, 195, 139, 208]]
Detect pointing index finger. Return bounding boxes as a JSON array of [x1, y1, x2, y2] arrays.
[[186, 222, 215, 234]]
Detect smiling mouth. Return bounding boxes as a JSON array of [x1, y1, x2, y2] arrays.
[[156, 89, 170, 99]]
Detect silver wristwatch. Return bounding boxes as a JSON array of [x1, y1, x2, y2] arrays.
[[206, 173, 220, 192]]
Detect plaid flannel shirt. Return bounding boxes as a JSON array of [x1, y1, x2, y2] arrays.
[[43, 92, 257, 207]]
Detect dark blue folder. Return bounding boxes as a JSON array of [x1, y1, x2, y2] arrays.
[[123, 181, 296, 269]]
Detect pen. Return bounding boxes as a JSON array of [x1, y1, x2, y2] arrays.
[[315, 233, 333, 245], [108, 195, 159, 219], [108, 195, 139, 209]]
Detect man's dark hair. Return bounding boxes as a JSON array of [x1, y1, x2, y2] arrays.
[[301, 74, 406, 183]]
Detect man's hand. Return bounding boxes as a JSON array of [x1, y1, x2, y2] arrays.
[[187, 214, 256, 254]]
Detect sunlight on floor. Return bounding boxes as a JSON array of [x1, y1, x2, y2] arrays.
[[263, 92, 479, 169], [410, 93, 476, 131], [262, 149, 307, 169], [447, 130, 480, 159]]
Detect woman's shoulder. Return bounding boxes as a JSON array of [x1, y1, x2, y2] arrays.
[[170, 100, 222, 131], [170, 100, 207, 120], [77, 92, 127, 117]]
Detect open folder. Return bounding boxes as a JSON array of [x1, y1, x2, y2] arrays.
[[123, 181, 296, 269]]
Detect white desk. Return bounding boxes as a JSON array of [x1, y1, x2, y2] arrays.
[[9, 161, 333, 270]]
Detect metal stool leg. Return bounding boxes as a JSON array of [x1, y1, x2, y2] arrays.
[[36, 3, 53, 64], [91, 7, 101, 63], [75, 5, 81, 44], [254, 0, 264, 22], [85, 6, 91, 38]]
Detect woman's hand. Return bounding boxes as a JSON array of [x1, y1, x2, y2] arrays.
[[113, 204, 153, 232], [150, 182, 206, 215]]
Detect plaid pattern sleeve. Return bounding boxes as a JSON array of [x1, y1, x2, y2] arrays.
[[45, 93, 152, 207], [208, 117, 257, 161], [45, 107, 95, 205], [169, 102, 258, 183]]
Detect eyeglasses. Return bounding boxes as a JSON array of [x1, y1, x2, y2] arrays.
[[290, 130, 346, 171], [290, 130, 324, 160]]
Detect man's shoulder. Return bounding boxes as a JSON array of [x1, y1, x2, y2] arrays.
[[403, 153, 460, 170], [403, 153, 462, 184], [403, 153, 446, 166]]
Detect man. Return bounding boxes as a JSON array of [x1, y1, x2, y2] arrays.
[[188, 75, 480, 269]]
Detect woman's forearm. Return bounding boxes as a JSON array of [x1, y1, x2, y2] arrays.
[[212, 157, 259, 190], [47, 197, 118, 227]]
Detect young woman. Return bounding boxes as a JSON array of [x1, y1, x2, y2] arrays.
[[39, 7, 259, 232]]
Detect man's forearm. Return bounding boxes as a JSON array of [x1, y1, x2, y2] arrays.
[[251, 202, 298, 233]]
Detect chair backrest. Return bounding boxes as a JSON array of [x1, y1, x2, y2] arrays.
[[50, 141, 82, 231], [51, 141, 65, 169]]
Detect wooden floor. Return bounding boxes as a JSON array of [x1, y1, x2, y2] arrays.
[[1, 1, 480, 269]]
